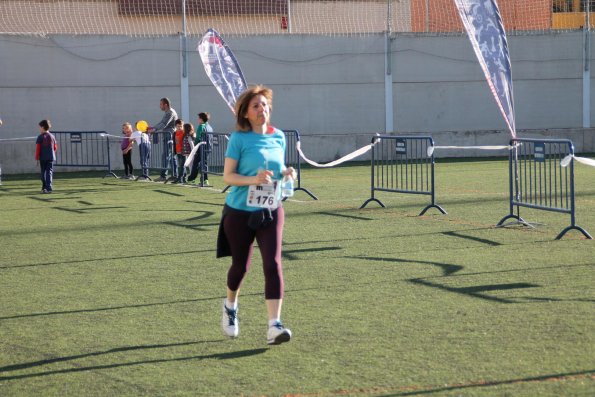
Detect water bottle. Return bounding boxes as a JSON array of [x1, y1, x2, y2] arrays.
[[281, 175, 294, 198]]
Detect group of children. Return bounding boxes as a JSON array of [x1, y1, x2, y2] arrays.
[[31, 113, 213, 193], [120, 112, 213, 184]]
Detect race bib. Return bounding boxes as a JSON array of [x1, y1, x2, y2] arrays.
[[247, 181, 280, 209]]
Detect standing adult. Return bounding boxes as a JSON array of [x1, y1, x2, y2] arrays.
[[35, 119, 57, 193], [217, 85, 296, 345], [148, 97, 178, 182], [188, 112, 213, 185]]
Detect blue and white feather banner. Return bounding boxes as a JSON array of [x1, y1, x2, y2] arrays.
[[197, 29, 248, 113], [454, 0, 516, 138]]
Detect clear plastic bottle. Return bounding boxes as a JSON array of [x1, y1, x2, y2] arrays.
[[281, 175, 294, 198]]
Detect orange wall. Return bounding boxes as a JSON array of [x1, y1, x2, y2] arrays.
[[411, 0, 551, 33]]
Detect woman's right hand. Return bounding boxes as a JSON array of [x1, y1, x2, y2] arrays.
[[253, 169, 273, 185]]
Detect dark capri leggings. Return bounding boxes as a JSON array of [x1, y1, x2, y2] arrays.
[[224, 206, 285, 299]]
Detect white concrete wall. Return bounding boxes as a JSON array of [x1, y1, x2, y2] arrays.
[[0, 32, 593, 174]]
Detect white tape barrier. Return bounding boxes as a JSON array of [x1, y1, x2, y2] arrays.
[[561, 154, 595, 168], [99, 133, 127, 140], [184, 135, 230, 169], [0, 136, 38, 142], [184, 142, 205, 168], [427, 145, 512, 157], [295, 137, 380, 168]]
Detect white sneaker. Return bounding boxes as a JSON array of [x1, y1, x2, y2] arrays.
[[221, 300, 239, 338], [267, 321, 292, 345]]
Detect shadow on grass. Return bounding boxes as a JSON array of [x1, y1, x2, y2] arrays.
[[0, 340, 224, 372], [283, 246, 343, 260], [346, 256, 463, 276], [53, 206, 128, 214], [163, 211, 219, 231], [0, 279, 349, 320], [0, 248, 215, 270], [164, 221, 220, 231], [0, 347, 267, 382], [153, 189, 185, 197], [375, 369, 595, 396], [0, 294, 227, 320], [28, 195, 83, 202], [442, 230, 502, 246], [408, 278, 538, 304], [317, 211, 374, 221], [347, 256, 539, 304], [185, 200, 225, 207]]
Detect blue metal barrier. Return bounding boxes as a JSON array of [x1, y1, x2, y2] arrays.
[[198, 132, 229, 190], [282, 129, 317, 200], [52, 131, 117, 178], [360, 135, 446, 215], [497, 138, 592, 239], [147, 131, 174, 180]]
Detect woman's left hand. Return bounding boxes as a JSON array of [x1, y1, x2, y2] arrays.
[[282, 167, 297, 180]]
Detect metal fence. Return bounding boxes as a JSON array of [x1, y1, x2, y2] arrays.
[[147, 131, 174, 179], [53, 131, 117, 178], [497, 138, 592, 239], [360, 135, 446, 215], [0, 1, 589, 37], [282, 129, 317, 200]]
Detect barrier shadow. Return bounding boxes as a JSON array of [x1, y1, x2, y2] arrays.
[[0, 347, 267, 382], [377, 369, 595, 396], [0, 296, 220, 321], [317, 211, 374, 221], [163, 211, 218, 231], [347, 256, 463, 277], [53, 206, 127, 214], [185, 200, 225, 207], [0, 340, 223, 373], [0, 248, 215, 270], [347, 256, 540, 304], [153, 189, 185, 197], [408, 278, 539, 304], [442, 230, 502, 246], [282, 246, 343, 260]]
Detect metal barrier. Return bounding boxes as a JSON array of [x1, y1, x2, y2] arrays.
[[203, 132, 228, 177], [497, 138, 592, 239], [198, 132, 229, 189], [360, 135, 446, 215], [282, 129, 317, 200], [53, 131, 117, 178], [148, 131, 174, 179]]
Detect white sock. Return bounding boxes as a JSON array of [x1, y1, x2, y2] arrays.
[[225, 299, 237, 310], [268, 318, 280, 327]]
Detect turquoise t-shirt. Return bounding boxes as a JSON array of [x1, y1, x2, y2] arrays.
[[225, 128, 286, 212]]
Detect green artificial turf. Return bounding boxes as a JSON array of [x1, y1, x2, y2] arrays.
[[0, 159, 593, 396]]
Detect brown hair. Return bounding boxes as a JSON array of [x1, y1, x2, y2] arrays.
[[198, 112, 210, 123], [183, 123, 194, 136], [234, 85, 273, 131], [39, 119, 51, 131]]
